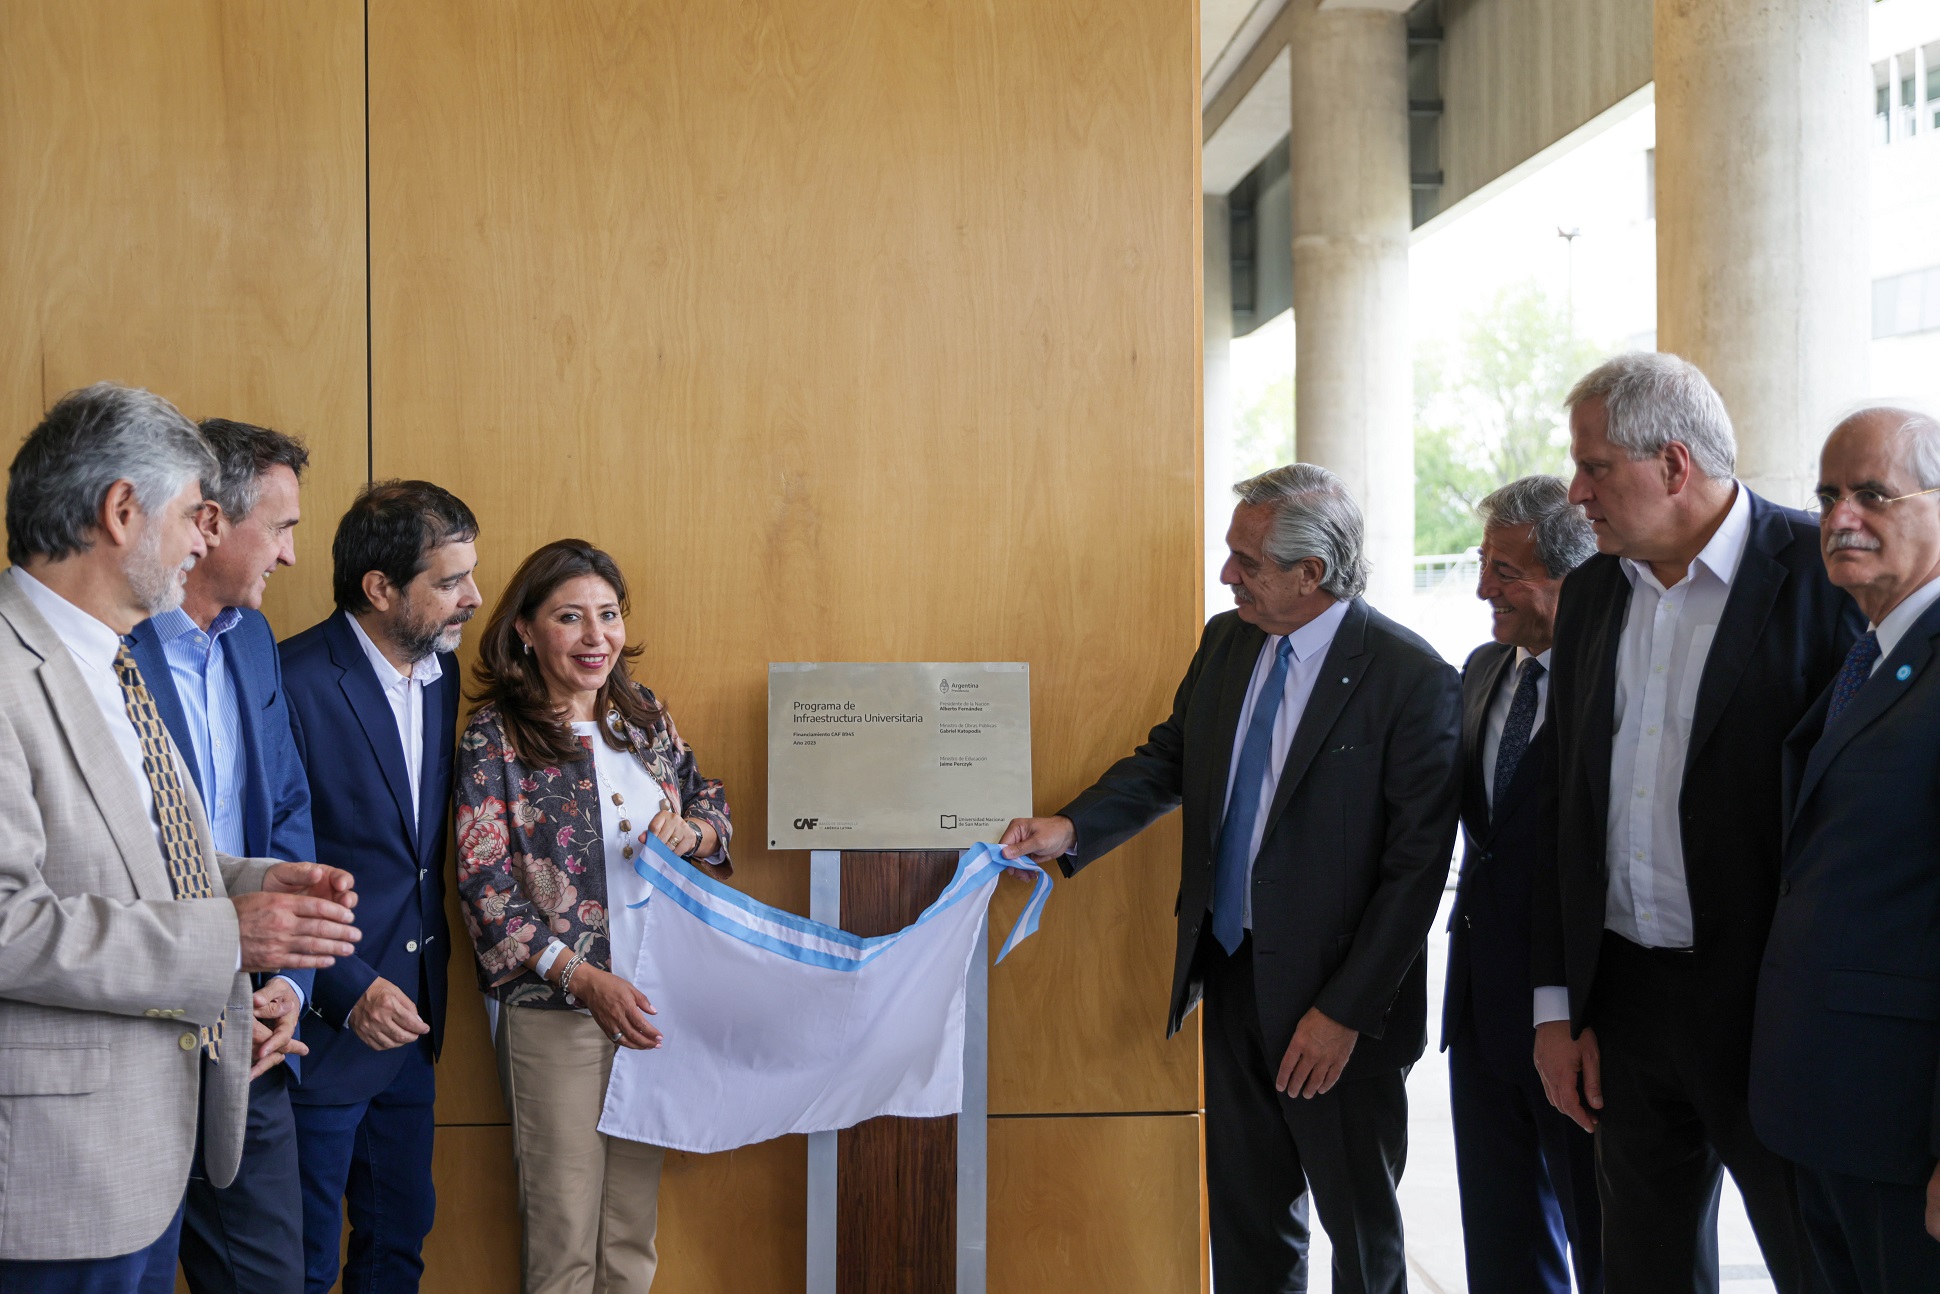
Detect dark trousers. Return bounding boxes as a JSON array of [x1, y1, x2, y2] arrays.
[[1592, 932, 1817, 1294], [1448, 1021, 1603, 1294], [1202, 933, 1410, 1294], [180, 1065, 306, 1294], [1797, 1165, 1940, 1294], [0, 1200, 184, 1294], [291, 1043, 436, 1294]]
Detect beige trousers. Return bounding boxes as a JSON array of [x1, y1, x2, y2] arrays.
[[497, 1004, 667, 1294]]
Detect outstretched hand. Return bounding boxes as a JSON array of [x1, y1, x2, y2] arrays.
[[999, 816, 1075, 865]]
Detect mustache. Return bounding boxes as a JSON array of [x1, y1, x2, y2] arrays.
[[1825, 531, 1881, 555], [445, 607, 476, 627]]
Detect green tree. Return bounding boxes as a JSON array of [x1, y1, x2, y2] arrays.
[[1233, 371, 1295, 481], [1414, 280, 1603, 554]]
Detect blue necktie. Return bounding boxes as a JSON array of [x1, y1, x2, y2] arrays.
[[1211, 638, 1294, 954], [1492, 657, 1545, 817], [1823, 630, 1881, 728]]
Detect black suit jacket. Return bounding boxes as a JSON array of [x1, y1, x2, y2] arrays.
[[279, 612, 457, 1105], [1750, 594, 1940, 1186], [1441, 641, 1554, 1082], [1058, 600, 1461, 1076], [1535, 491, 1860, 1034]]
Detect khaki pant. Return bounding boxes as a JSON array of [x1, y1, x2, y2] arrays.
[[497, 1005, 667, 1294]]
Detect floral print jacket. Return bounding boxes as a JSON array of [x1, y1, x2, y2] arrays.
[[455, 685, 732, 1009]]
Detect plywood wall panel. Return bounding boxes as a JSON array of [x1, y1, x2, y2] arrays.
[[990, 1114, 1208, 1293], [0, 0, 367, 633], [368, 0, 1201, 1121]]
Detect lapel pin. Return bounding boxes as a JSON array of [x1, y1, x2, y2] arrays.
[[1897, 664, 1913, 681], [1340, 676, 1349, 684]]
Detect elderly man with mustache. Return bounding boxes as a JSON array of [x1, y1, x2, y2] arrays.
[[1751, 406, 1940, 1292]]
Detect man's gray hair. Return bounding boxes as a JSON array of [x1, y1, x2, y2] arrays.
[[200, 418, 311, 522], [1565, 351, 1737, 480], [1233, 463, 1369, 600], [1836, 404, 1940, 491], [1476, 475, 1597, 579], [6, 383, 215, 565]]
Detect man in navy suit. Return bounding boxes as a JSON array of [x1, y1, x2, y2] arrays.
[[127, 417, 316, 1294], [280, 480, 479, 1294], [1752, 406, 1940, 1291], [1442, 476, 1602, 1293]]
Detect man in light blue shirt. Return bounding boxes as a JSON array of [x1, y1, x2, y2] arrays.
[[128, 417, 317, 1294]]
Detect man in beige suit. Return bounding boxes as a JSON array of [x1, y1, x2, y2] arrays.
[[0, 383, 363, 1293]]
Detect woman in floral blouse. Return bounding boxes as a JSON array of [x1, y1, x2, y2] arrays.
[[456, 538, 731, 1294]]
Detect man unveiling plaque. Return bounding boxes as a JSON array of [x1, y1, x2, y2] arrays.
[[768, 662, 1031, 849]]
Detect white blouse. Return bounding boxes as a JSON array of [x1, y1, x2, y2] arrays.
[[573, 722, 663, 984]]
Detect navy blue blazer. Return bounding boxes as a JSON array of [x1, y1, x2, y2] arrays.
[[1535, 490, 1861, 1033], [128, 608, 317, 1080], [279, 611, 455, 1106], [1750, 593, 1940, 1187], [1441, 641, 1554, 1085]]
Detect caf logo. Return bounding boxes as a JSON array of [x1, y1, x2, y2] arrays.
[[793, 818, 819, 829]]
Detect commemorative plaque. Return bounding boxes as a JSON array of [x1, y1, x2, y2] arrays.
[[767, 662, 1031, 850]]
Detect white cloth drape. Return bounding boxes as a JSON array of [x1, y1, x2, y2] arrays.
[[597, 840, 1048, 1154]]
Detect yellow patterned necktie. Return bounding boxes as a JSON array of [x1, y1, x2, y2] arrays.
[[113, 643, 223, 1061]]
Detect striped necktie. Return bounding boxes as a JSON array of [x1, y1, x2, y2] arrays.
[[114, 643, 224, 1060]]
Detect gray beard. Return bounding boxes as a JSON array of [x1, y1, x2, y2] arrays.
[[127, 526, 187, 615]]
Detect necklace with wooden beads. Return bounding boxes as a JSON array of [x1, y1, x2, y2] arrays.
[[589, 719, 666, 862]]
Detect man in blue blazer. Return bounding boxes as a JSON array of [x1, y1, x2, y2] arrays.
[[1752, 406, 1940, 1291], [127, 417, 316, 1294], [280, 480, 479, 1294], [1442, 476, 1602, 1294]]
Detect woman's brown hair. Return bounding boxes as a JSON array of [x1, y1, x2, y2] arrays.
[[469, 538, 660, 767]]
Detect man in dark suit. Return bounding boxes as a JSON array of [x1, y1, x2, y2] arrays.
[[1532, 353, 1860, 1293], [1751, 406, 1940, 1291], [127, 418, 316, 1294], [280, 480, 479, 1294], [1002, 463, 1460, 1293], [1442, 475, 1601, 1293]]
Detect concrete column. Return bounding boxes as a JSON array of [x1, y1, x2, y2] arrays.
[[1655, 0, 1870, 506], [1287, 0, 1414, 610], [1205, 193, 1236, 623]]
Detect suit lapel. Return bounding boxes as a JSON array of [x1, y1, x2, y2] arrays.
[[326, 613, 421, 851], [1686, 498, 1789, 767], [1581, 569, 1625, 843], [1795, 602, 1940, 819], [1202, 619, 1266, 847], [1261, 599, 1370, 835], [0, 579, 173, 900], [1462, 644, 1513, 840], [414, 666, 449, 860], [224, 638, 272, 857]]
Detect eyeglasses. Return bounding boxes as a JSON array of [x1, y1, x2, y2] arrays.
[[1806, 485, 1940, 516]]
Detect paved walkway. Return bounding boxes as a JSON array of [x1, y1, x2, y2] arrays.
[[1288, 890, 1778, 1293]]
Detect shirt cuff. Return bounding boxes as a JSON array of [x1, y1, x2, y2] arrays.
[[271, 974, 307, 1013], [1533, 985, 1571, 1027], [535, 939, 569, 978]]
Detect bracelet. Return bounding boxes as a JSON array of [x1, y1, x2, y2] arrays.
[[557, 952, 589, 1002], [683, 820, 705, 858]]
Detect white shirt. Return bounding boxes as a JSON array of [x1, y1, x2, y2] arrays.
[[1870, 573, 1940, 671], [1221, 597, 1352, 928], [1604, 483, 1751, 950], [1533, 484, 1753, 1027], [1481, 647, 1551, 815], [576, 723, 663, 985], [345, 613, 442, 823], [10, 567, 159, 836]]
